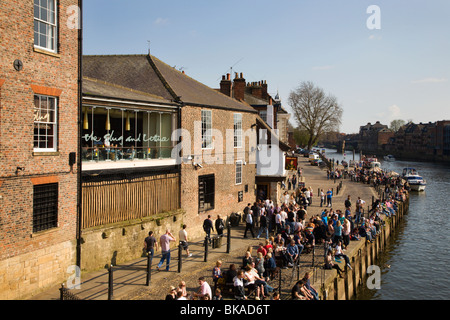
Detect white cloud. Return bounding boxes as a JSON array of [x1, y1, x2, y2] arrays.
[[388, 104, 402, 119], [312, 65, 334, 71], [411, 77, 448, 84], [154, 18, 169, 26]]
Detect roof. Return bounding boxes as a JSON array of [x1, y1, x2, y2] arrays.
[[82, 54, 256, 113], [82, 77, 173, 105], [83, 55, 174, 101], [150, 56, 256, 113]]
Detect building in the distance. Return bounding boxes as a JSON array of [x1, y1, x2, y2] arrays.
[[0, 0, 81, 299]]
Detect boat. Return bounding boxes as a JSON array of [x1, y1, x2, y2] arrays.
[[384, 155, 396, 161], [402, 167, 427, 191]]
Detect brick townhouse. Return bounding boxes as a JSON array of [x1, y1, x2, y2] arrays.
[[0, 0, 81, 299], [79, 53, 258, 269]]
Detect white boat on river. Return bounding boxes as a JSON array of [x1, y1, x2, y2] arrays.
[[402, 167, 426, 191]]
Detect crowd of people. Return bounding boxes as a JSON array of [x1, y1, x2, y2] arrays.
[[154, 155, 409, 301]]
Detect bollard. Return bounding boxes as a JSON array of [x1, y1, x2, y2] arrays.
[[204, 236, 209, 262], [226, 222, 231, 254], [178, 243, 183, 273], [278, 267, 282, 295], [146, 253, 152, 286], [108, 265, 114, 300], [60, 283, 65, 301]]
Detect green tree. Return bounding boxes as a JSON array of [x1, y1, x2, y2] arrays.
[[288, 81, 343, 150]]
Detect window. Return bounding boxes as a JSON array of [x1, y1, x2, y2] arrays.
[[234, 113, 242, 148], [34, 0, 58, 52], [34, 95, 58, 152], [81, 107, 175, 161], [201, 110, 212, 149], [33, 183, 58, 233], [199, 174, 215, 212], [235, 160, 243, 185], [259, 110, 267, 123]]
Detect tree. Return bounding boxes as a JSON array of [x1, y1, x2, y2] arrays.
[[288, 81, 343, 150], [389, 119, 406, 132]]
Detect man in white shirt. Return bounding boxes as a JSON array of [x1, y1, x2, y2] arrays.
[[178, 224, 192, 258], [244, 210, 255, 238], [275, 211, 282, 234]]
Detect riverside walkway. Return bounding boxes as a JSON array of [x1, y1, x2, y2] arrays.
[[30, 155, 384, 301]]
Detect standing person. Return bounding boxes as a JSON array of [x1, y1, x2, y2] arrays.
[[320, 189, 325, 207], [292, 175, 297, 190], [309, 187, 313, 205], [304, 188, 310, 208], [215, 215, 225, 237], [326, 189, 333, 207], [257, 213, 269, 239], [144, 231, 158, 258], [203, 215, 214, 242], [244, 210, 255, 238], [342, 218, 351, 249], [212, 260, 223, 292], [178, 224, 192, 258], [157, 229, 176, 271], [345, 195, 352, 210]]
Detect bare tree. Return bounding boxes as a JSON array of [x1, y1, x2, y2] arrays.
[[288, 81, 343, 150], [389, 119, 406, 132]]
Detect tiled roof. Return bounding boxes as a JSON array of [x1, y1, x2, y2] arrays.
[[82, 77, 173, 105], [83, 55, 175, 101], [83, 54, 256, 113], [151, 56, 256, 113]]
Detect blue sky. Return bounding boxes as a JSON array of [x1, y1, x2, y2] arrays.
[[83, 0, 450, 134]]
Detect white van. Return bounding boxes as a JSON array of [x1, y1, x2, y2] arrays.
[[309, 153, 320, 163]]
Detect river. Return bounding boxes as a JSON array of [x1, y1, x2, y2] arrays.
[[322, 148, 450, 300]]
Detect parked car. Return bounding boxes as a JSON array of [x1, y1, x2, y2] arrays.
[[311, 158, 323, 166]]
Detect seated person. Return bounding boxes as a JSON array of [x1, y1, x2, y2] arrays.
[[286, 240, 299, 266], [233, 270, 247, 300]]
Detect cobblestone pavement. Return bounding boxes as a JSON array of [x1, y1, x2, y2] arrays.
[[32, 154, 377, 301]]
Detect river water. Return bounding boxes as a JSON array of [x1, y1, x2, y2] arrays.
[[322, 148, 450, 300]]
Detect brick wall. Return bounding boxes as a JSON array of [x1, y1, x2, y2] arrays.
[[180, 105, 257, 237], [0, 0, 80, 299]]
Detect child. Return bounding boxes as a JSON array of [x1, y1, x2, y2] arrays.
[[212, 288, 223, 300], [212, 260, 222, 291]]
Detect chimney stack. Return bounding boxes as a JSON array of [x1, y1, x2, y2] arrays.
[[250, 81, 263, 99], [233, 73, 246, 101], [262, 80, 268, 100], [220, 73, 232, 97]]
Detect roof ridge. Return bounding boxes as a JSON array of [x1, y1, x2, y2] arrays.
[[150, 55, 256, 111]]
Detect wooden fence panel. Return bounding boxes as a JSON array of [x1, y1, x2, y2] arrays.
[[81, 173, 180, 229]]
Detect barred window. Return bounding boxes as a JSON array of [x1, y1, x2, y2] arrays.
[[235, 160, 243, 185], [199, 174, 214, 212], [34, 0, 58, 52], [201, 110, 212, 149], [234, 113, 242, 148], [33, 183, 58, 233], [34, 95, 58, 151]]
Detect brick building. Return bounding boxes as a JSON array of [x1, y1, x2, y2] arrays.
[[0, 0, 81, 299], [218, 73, 291, 205], [78, 53, 258, 267]]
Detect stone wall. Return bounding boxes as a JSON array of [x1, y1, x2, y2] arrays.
[[79, 209, 185, 272], [319, 197, 409, 300]]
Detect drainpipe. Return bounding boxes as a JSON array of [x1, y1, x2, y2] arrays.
[[76, 0, 83, 269]]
